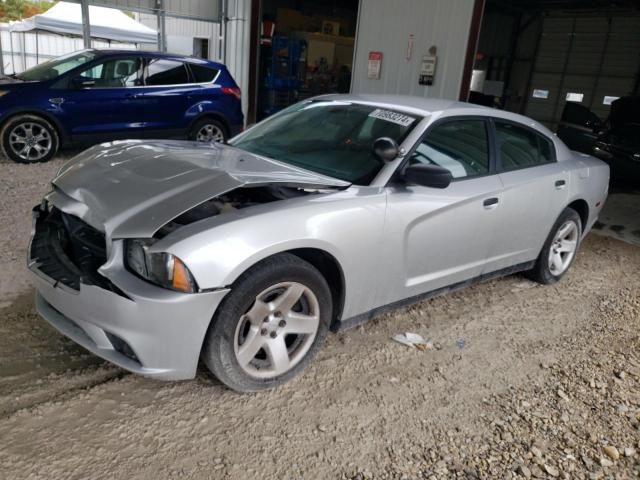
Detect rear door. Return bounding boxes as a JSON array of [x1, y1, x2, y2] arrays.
[[485, 120, 569, 273], [56, 56, 145, 143], [140, 57, 195, 139], [381, 117, 504, 305]]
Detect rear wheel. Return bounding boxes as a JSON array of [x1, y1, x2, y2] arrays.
[[1, 114, 59, 163], [189, 118, 227, 144], [527, 207, 582, 284], [202, 253, 332, 392]]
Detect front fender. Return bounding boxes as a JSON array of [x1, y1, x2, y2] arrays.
[[157, 187, 388, 320]]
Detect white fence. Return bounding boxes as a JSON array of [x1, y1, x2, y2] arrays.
[[0, 26, 145, 75]]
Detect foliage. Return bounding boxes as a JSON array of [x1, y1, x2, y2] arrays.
[[0, 0, 56, 22]]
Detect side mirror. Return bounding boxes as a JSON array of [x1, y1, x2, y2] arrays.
[[72, 77, 96, 89], [402, 164, 453, 189], [373, 137, 400, 162]]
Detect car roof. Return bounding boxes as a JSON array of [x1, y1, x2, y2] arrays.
[[90, 49, 226, 69]]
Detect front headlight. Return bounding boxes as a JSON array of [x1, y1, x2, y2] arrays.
[[125, 239, 197, 293]]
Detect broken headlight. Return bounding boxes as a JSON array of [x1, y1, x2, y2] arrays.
[[125, 239, 197, 293]]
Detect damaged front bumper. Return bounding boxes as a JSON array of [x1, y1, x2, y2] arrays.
[[28, 205, 229, 381]]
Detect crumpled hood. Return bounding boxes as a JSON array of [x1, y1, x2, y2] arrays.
[[48, 140, 349, 239]]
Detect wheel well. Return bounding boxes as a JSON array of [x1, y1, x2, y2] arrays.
[[190, 112, 230, 137], [0, 111, 65, 144], [286, 248, 345, 327], [567, 199, 589, 230]]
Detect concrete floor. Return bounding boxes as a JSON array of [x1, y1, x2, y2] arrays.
[[593, 186, 640, 247]]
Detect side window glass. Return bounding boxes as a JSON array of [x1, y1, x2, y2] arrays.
[[189, 64, 219, 83], [495, 121, 555, 171], [146, 59, 189, 86], [410, 120, 490, 179], [76, 58, 142, 88]]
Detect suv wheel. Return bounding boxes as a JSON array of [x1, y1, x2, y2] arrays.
[[189, 118, 227, 143], [202, 253, 332, 392], [1, 114, 59, 163]]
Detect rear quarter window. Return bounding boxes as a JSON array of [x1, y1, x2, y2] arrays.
[[189, 64, 220, 83]]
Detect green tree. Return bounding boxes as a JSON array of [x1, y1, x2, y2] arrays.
[[0, 0, 56, 22]]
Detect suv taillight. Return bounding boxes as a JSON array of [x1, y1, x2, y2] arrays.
[[222, 87, 241, 100]]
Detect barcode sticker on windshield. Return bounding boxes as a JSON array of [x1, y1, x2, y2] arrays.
[[368, 109, 416, 127]]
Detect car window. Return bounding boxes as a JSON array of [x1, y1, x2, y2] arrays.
[[409, 120, 490, 179], [189, 64, 220, 83], [16, 50, 98, 81], [231, 100, 421, 185], [495, 121, 555, 171], [76, 57, 142, 88], [145, 59, 189, 86]]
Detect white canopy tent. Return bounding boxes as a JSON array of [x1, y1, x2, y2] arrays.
[[8, 1, 157, 44]]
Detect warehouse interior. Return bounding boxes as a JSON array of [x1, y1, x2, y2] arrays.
[[472, 0, 640, 129], [254, 0, 359, 120]]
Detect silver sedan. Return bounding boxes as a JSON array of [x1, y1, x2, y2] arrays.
[[28, 95, 610, 392]]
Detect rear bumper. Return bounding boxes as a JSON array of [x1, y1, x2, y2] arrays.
[[32, 268, 229, 380]]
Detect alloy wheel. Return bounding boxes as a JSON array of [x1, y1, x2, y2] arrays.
[[196, 124, 225, 143], [548, 220, 579, 276], [9, 122, 52, 161], [233, 282, 320, 379]]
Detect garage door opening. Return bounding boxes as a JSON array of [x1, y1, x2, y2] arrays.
[[470, 0, 640, 130], [252, 0, 360, 122]]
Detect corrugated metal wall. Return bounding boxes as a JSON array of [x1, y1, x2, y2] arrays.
[[525, 14, 640, 127], [351, 0, 475, 100], [136, 13, 222, 57]]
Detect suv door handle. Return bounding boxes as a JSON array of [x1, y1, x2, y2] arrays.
[[483, 197, 499, 209], [124, 93, 141, 99], [555, 180, 566, 189]]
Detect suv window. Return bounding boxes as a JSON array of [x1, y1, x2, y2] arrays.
[[189, 63, 220, 83], [145, 59, 189, 86], [76, 57, 142, 88], [409, 120, 490, 179], [495, 121, 555, 171]]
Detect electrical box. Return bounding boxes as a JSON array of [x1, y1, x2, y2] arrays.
[[419, 54, 437, 86]]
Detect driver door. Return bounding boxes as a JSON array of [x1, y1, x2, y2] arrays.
[[54, 56, 146, 144], [379, 118, 504, 305]]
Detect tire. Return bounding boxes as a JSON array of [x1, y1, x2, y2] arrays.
[[1, 114, 59, 163], [526, 207, 582, 285], [202, 253, 332, 392], [188, 117, 227, 144]]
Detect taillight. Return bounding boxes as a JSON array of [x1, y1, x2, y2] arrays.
[[221, 87, 241, 100]]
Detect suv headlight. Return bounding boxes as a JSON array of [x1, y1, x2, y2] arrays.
[[125, 239, 197, 293]]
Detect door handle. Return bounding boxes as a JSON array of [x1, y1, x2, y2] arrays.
[[555, 179, 566, 189], [124, 93, 141, 99], [483, 197, 499, 209]]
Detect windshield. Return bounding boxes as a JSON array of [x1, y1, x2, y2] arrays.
[[16, 50, 99, 82], [231, 100, 421, 184]]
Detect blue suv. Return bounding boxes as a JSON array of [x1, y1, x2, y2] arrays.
[[0, 49, 243, 163]]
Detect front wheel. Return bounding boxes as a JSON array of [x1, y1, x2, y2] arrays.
[[1, 114, 59, 163], [202, 253, 332, 392], [527, 207, 582, 284]]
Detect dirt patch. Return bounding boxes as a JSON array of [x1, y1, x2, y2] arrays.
[[0, 235, 638, 479]]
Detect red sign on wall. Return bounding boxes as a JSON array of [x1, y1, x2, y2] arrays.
[[368, 51, 382, 80]]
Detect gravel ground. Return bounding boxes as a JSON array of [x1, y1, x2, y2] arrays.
[[0, 155, 67, 307], [0, 156, 639, 479]]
